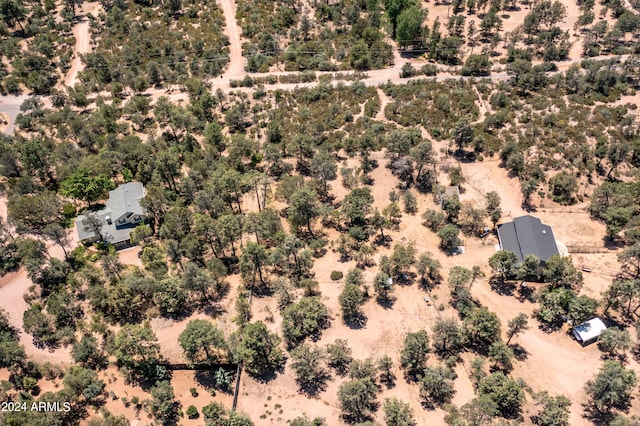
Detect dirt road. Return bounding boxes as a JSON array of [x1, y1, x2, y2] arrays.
[[217, 0, 245, 81], [64, 19, 90, 87], [64, 2, 100, 87]]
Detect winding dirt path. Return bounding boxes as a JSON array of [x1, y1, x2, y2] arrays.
[[217, 0, 245, 81]]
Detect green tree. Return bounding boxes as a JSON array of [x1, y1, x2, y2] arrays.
[[432, 317, 465, 355], [0, 0, 26, 32], [438, 224, 461, 251], [445, 396, 499, 426], [71, 335, 105, 369], [148, 381, 177, 425], [543, 254, 583, 290], [383, 397, 416, 426], [537, 287, 573, 325], [202, 402, 254, 426], [461, 54, 492, 76], [416, 252, 441, 287], [420, 364, 456, 407], [567, 295, 598, 324], [532, 392, 571, 426], [8, 191, 63, 234], [236, 321, 284, 375], [339, 284, 365, 325], [396, 6, 424, 49], [63, 366, 105, 402], [282, 297, 329, 348], [485, 191, 502, 227], [549, 171, 578, 205], [585, 360, 637, 414], [464, 307, 501, 349], [378, 354, 395, 385], [400, 330, 430, 378], [326, 339, 353, 376], [114, 324, 161, 380], [153, 276, 188, 315], [618, 242, 640, 279], [239, 242, 269, 289], [310, 151, 338, 196], [384, 0, 418, 37], [374, 272, 394, 304], [59, 170, 115, 205], [342, 187, 374, 226], [289, 416, 327, 426], [488, 340, 514, 370], [597, 327, 631, 358], [338, 377, 379, 423], [178, 320, 228, 366], [288, 186, 320, 237], [453, 118, 474, 152], [478, 371, 524, 418], [290, 344, 329, 395], [506, 313, 529, 345], [489, 250, 518, 282]]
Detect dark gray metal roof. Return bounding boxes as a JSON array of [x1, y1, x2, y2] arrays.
[[497, 215, 559, 263]]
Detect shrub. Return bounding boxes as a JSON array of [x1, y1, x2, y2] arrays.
[[186, 405, 199, 419], [331, 271, 344, 281], [421, 64, 438, 76]]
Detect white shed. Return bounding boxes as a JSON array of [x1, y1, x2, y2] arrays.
[[572, 318, 607, 346]]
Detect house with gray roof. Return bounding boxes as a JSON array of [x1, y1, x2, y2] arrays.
[[76, 182, 147, 247], [497, 215, 559, 265]]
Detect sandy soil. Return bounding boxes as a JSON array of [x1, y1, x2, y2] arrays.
[[118, 246, 142, 267], [82, 367, 234, 425]]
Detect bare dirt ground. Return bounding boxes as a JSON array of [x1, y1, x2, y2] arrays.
[[82, 367, 233, 425], [63, 2, 101, 88]]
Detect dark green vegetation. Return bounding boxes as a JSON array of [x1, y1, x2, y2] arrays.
[[0, 0, 76, 94], [82, 0, 228, 92], [237, 0, 392, 72]]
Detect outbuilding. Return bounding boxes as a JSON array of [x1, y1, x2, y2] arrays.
[[572, 317, 607, 346]]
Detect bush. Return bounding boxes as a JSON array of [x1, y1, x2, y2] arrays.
[[400, 63, 418, 78], [62, 203, 77, 219], [331, 271, 344, 281], [186, 405, 199, 419], [421, 64, 438, 76]]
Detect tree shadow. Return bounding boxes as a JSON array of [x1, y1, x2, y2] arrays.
[[194, 367, 236, 394], [582, 404, 617, 424], [516, 285, 536, 303], [489, 277, 515, 296], [376, 297, 396, 310], [200, 304, 227, 318], [246, 364, 284, 384], [296, 370, 331, 397], [343, 314, 367, 329], [373, 234, 392, 248], [537, 321, 564, 333], [512, 343, 530, 361]]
